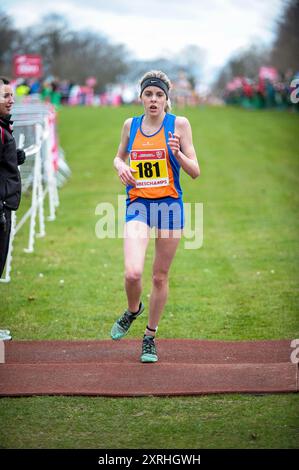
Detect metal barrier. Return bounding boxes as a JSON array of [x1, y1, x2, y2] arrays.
[[0, 101, 70, 283]]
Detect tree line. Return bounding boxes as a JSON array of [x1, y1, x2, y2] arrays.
[[213, 0, 299, 92], [0, 10, 206, 92], [0, 12, 129, 92]]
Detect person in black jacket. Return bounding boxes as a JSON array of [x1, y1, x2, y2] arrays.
[[0, 77, 26, 277]]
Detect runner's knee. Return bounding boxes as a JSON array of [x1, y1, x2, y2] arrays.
[[152, 271, 168, 289], [125, 269, 142, 284]]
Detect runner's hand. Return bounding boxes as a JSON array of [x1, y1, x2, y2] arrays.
[[168, 131, 180, 158], [117, 161, 137, 186]]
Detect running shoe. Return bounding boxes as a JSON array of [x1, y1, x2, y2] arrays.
[[140, 335, 158, 363], [110, 302, 144, 340]]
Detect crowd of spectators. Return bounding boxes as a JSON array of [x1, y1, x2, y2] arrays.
[[223, 68, 299, 111], [10, 67, 299, 112], [11, 77, 130, 108]]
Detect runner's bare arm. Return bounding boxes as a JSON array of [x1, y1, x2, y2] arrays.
[[168, 117, 200, 179], [113, 118, 137, 186]]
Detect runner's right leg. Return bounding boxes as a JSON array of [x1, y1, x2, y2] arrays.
[[110, 221, 150, 340], [124, 220, 150, 313]]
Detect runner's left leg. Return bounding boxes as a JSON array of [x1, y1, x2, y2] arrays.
[[145, 229, 182, 336]]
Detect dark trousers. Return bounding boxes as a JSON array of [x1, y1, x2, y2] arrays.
[[0, 208, 12, 277]]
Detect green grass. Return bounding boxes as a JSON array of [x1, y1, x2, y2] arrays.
[[0, 395, 298, 449], [0, 105, 298, 448]]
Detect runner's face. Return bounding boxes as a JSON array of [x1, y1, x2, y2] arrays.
[[0, 84, 14, 117], [141, 86, 167, 116]]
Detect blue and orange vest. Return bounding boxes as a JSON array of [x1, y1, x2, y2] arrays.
[[126, 113, 182, 202]]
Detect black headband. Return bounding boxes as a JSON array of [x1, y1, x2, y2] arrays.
[[140, 77, 169, 99]]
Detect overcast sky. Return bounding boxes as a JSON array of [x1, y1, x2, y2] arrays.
[[4, 0, 287, 83]]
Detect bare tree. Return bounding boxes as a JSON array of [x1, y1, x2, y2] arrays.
[[0, 10, 18, 76], [1, 12, 128, 89], [58, 30, 128, 91], [271, 0, 299, 73], [212, 44, 271, 93]]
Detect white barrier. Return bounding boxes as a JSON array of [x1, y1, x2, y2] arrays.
[[0, 101, 70, 283]]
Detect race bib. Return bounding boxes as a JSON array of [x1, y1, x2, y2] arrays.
[[130, 149, 169, 188]]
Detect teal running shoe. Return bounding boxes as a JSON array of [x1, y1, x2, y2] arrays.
[[140, 335, 158, 363], [110, 302, 144, 340]]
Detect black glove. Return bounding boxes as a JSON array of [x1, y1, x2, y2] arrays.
[[0, 201, 7, 232], [17, 148, 26, 165]]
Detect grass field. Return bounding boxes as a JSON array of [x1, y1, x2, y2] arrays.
[[0, 105, 298, 449]]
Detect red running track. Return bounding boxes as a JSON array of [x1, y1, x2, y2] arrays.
[[0, 339, 297, 396]]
